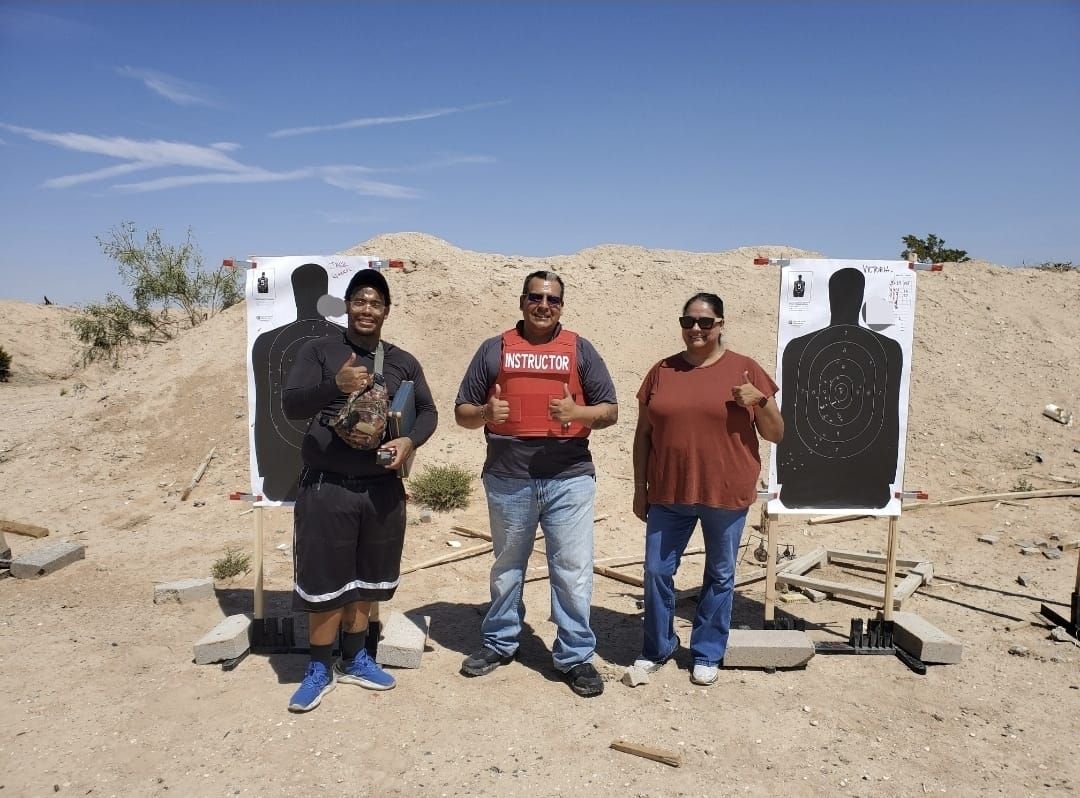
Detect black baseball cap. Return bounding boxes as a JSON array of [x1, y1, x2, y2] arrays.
[[345, 268, 391, 306]]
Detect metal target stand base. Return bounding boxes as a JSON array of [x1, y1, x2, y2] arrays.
[[1039, 548, 1080, 639]]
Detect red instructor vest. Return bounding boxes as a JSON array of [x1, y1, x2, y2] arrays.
[[487, 327, 589, 438]]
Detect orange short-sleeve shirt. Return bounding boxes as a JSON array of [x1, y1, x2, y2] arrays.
[[637, 350, 778, 510]]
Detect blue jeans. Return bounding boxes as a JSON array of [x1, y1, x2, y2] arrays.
[[641, 503, 749, 666], [480, 473, 597, 672]]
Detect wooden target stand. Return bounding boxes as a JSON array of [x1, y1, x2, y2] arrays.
[[761, 496, 926, 624]]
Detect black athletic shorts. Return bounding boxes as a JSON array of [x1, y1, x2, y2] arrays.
[[292, 470, 407, 612]]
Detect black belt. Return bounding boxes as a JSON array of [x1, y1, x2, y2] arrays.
[[299, 469, 393, 489]]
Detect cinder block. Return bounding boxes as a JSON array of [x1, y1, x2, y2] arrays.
[[892, 611, 962, 664], [154, 577, 215, 604], [10, 540, 85, 579], [193, 614, 251, 664], [722, 629, 815, 669], [374, 611, 430, 669]]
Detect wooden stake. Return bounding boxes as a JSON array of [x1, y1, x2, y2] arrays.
[[882, 516, 899, 621], [0, 519, 50, 539], [253, 503, 265, 620], [180, 447, 216, 501], [610, 740, 682, 768], [763, 506, 777, 622]]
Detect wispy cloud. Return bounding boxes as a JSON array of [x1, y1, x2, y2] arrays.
[[0, 123, 248, 171], [116, 66, 216, 107], [1, 123, 484, 198], [268, 100, 509, 138]]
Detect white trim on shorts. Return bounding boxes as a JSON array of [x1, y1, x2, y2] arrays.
[[294, 577, 401, 605]]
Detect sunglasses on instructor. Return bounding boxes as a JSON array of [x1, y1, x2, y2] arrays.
[[679, 315, 719, 330], [523, 292, 563, 308]]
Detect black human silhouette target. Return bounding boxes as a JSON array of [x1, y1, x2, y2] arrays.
[[794, 326, 890, 460], [777, 267, 904, 510]]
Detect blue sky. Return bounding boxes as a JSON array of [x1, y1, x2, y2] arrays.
[[1, 2, 1077, 304]]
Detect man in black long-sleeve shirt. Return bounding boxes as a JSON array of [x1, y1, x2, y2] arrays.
[[281, 268, 437, 712]]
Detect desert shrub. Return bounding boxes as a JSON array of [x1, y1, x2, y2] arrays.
[[0, 345, 11, 381], [1034, 261, 1077, 273], [212, 547, 252, 580], [71, 222, 243, 364], [409, 464, 473, 511], [901, 233, 970, 263]]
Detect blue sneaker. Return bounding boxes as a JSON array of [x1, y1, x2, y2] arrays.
[[335, 649, 396, 691], [287, 661, 336, 712]]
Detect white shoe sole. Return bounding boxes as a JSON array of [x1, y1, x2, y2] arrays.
[[335, 669, 396, 691], [690, 671, 718, 686], [287, 680, 336, 712]]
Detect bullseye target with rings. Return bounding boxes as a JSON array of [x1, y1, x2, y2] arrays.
[[792, 324, 891, 459]]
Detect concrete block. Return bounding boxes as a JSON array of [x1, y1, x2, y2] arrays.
[[892, 611, 963, 664], [10, 540, 85, 579], [374, 611, 430, 669], [722, 629, 815, 669], [154, 577, 215, 604], [193, 614, 251, 664]]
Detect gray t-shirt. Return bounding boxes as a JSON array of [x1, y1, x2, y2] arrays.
[[454, 323, 617, 479]]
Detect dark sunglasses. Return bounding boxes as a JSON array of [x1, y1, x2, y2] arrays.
[[679, 315, 719, 330], [523, 292, 563, 307]]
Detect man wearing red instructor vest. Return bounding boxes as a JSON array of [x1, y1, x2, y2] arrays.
[[455, 270, 618, 697]]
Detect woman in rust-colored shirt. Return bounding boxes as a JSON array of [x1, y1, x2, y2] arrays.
[[631, 292, 784, 686]]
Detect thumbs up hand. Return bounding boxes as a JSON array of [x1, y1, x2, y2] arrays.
[[484, 383, 511, 425], [335, 352, 372, 393], [549, 383, 578, 427], [731, 370, 765, 408]]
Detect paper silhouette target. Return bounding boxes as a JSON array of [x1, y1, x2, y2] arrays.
[[768, 261, 916, 516], [245, 255, 385, 504]]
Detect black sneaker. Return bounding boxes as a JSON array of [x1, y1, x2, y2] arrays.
[[565, 662, 604, 697], [460, 646, 515, 677]]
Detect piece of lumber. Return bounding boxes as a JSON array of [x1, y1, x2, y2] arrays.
[[180, 447, 217, 501], [598, 547, 704, 570], [674, 570, 767, 601], [0, 519, 50, 539], [776, 547, 827, 575], [610, 740, 682, 768], [777, 573, 888, 605], [807, 514, 869, 526], [826, 549, 926, 569], [892, 571, 924, 602], [593, 563, 645, 588], [903, 488, 1080, 511], [400, 542, 493, 574], [451, 525, 493, 541]]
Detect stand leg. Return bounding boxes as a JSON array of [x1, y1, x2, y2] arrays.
[[254, 504, 265, 621], [882, 515, 899, 621], [763, 506, 777, 623]]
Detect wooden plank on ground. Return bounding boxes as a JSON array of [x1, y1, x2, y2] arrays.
[[777, 547, 827, 575], [610, 740, 682, 768], [777, 572, 886, 604], [0, 519, 50, 538], [827, 549, 926, 569], [180, 447, 216, 501], [893, 571, 924, 602], [401, 542, 493, 574]]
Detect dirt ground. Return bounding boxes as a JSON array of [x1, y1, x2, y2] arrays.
[[1, 234, 1078, 798]]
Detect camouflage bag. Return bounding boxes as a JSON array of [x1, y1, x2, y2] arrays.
[[329, 342, 388, 450]]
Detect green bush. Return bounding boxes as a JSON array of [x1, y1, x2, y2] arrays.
[[212, 547, 252, 580], [901, 233, 970, 263], [1034, 261, 1077, 273], [0, 345, 11, 382], [409, 464, 473, 512], [71, 222, 243, 364]]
